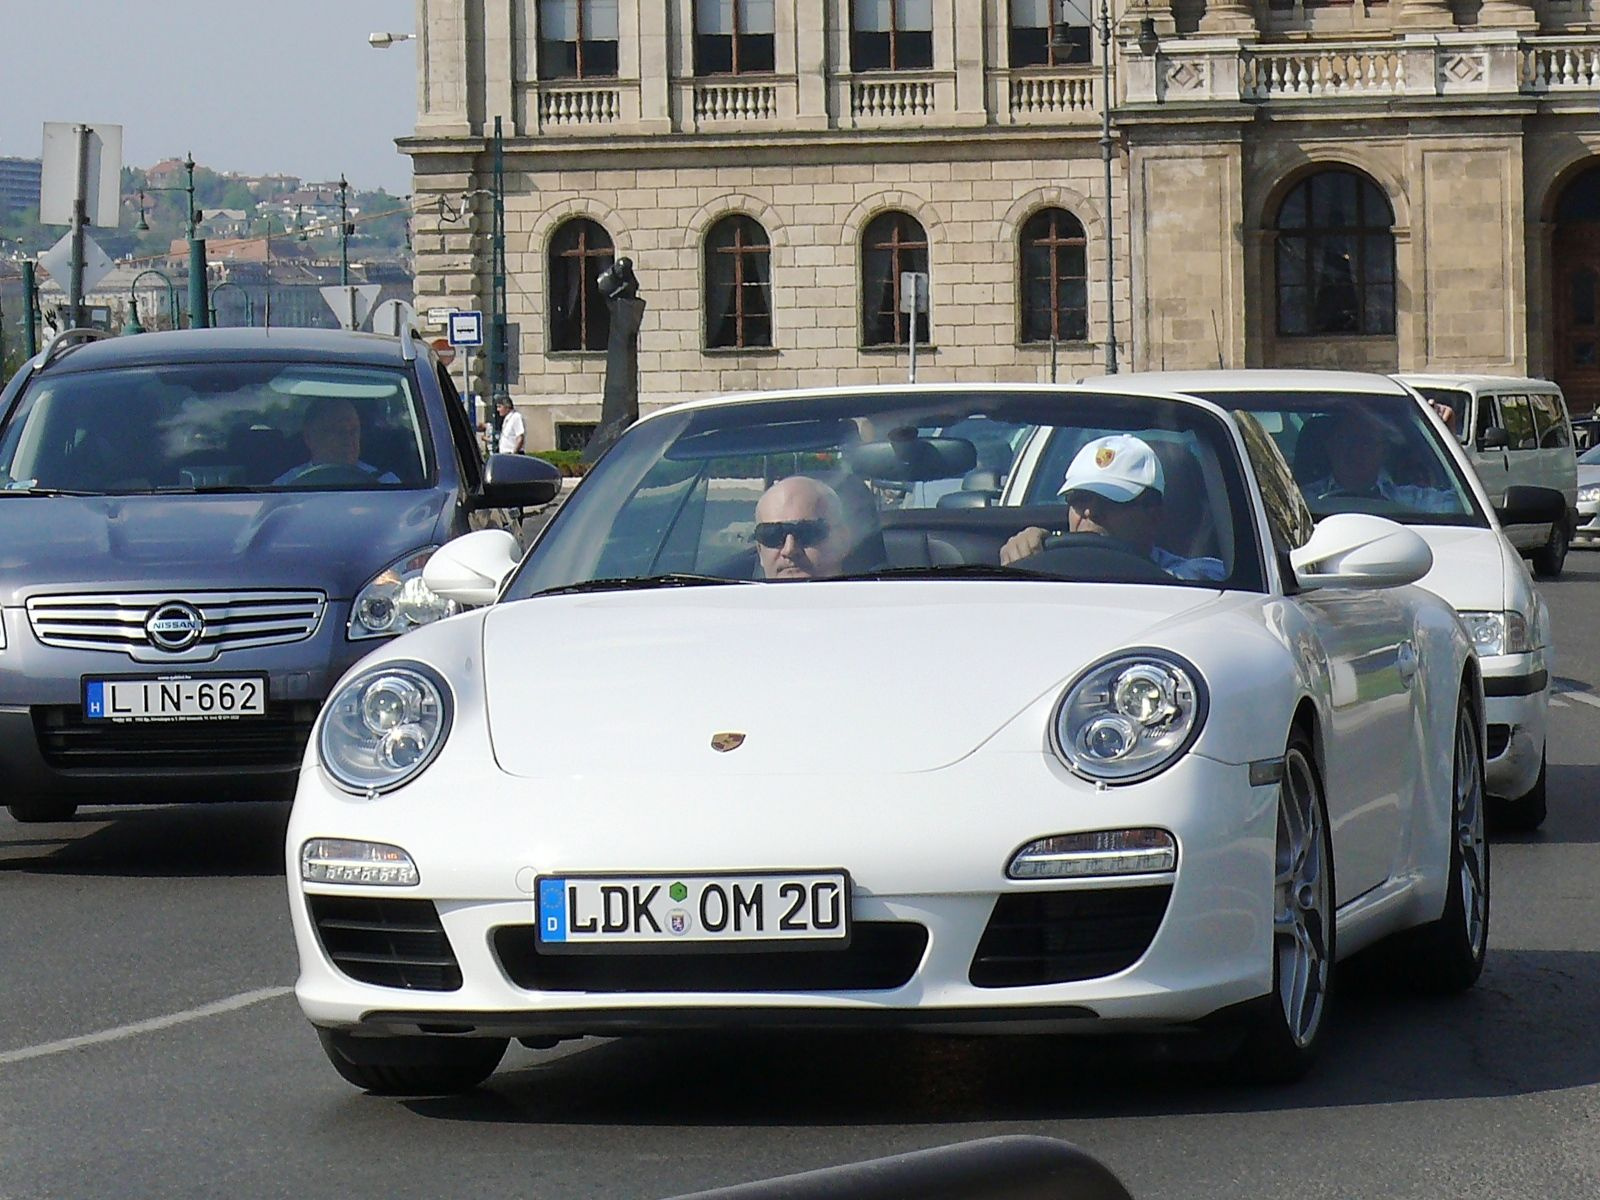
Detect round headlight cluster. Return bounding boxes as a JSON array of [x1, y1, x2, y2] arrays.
[[1053, 651, 1207, 784], [318, 663, 453, 794], [349, 548, 459, 640]]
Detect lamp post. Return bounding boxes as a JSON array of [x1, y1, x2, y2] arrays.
[[209, 279, 254, 327], [134, 156, 209, 328], [123, 268, 180, 335], [1095, 0, 1119, 374], [338, 173, 350, 286], [367, 31, 415, 47]]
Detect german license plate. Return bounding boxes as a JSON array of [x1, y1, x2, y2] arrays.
[[83, 675, 268, 722], [536, 871, 850, 950]]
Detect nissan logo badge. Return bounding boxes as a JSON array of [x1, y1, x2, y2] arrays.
[[145, 601, 205, 651]]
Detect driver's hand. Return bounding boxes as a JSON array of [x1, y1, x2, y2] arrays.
[[1000, 526, 1049, 565]]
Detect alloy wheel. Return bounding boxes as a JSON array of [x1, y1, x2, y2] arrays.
[[1274, 746, 1331, 1048]]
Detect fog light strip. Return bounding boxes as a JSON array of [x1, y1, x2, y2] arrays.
[[1009, 847, 1177, 878]]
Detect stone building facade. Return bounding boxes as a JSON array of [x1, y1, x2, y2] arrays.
[[405, 0, 1600, 449]]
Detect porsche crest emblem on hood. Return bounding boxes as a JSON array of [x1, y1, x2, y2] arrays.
[[710, 732, 746, 753]]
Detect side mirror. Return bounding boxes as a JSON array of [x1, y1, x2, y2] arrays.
[[480, 453, 562, 509], [1478, 425, 1510, 451], [1290, 513, 1433, 590], [422, 529, 521, 607], [1496, 484, 1567, 527]]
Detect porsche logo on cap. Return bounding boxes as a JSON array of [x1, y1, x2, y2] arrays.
[[710, 732, 746, 753], [1095, 446, 1117, 468]]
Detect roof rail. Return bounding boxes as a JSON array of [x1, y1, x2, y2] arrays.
[[37, 326, 115, 372], [400, 324, 422, 363]]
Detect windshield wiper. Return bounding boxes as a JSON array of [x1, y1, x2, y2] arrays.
[[534, 573, 755, 598], [149, 485, 265, 495], [833, 563, 1042, 582], [0, 486, 102, 497]]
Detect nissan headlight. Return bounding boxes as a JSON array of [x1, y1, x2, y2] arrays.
[[1579, 484, 1600, 504], [1052, 651, 1207, 784], [318, 663, 453, 793], [348, 547, 459, 640], [1459, 610, 1531, 657]]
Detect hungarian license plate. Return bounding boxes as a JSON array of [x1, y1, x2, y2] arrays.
[[83, 675, 268, 722], [536, 871, 850, 950]]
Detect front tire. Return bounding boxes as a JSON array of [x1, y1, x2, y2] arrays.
[[1407, 694, 1490, 993], [1230, 730, 1335, 1084], [6, 795, 79, 823], [316, 1029, 508, 1095], [1531, 520, 1569, 579]]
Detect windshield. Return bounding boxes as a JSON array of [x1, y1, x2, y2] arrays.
[[1190, 390, 1485, 528], [1408, 385, 1470, 440], [0, 363, 431, 495], [504, 389, 1265, 598], [1580, 443, 1600, 466]]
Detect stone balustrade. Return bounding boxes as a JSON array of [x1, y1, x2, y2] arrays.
[[534, 84, 623, 129], [1005, 70, 1100, 122]]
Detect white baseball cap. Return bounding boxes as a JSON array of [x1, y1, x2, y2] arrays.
[[1059, 434, 1165, 503]]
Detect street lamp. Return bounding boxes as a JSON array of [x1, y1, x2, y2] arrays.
[[133, 156, 210, 328], [123, 268, 181, 335], [209, 279, 254, 327], [338, 173, 351, 286], [367, 31, 414, 48]]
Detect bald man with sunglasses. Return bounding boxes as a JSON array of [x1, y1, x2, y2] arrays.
[[752, 476, 850, 580]]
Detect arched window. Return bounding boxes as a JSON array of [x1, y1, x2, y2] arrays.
[[862, 211, 929, 346], [1275, 170, 1395, 336], [1019, 207, 1087, 343], [548, 218, 614, 352], [704, 215, 772, 349]]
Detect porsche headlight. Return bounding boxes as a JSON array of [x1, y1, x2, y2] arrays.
[[1459, 611, 1530, 657], [348, 547, 459, 640], [318, 663, 453, 793], [1052, 651, 1207, 784]]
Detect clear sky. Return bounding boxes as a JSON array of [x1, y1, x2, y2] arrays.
[[0, 0, 419, 194]]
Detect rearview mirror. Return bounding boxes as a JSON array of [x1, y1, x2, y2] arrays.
[[1495, 484, 1567, 527], [1478, 425, 1510, 451], [1291, 513, 1433, 590], [422, 529, 522, 607], [480, 453, 562, 509]]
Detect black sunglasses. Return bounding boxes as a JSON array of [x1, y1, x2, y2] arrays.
[[753, 519, 830, 549]]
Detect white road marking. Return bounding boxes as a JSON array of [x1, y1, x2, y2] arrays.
[[1551, 697, 1570, 708], [1558, 690, 1600, 711], [0, 985, 292, 1067]]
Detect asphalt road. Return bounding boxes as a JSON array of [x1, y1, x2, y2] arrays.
[[5, 560, 1600, 1200]]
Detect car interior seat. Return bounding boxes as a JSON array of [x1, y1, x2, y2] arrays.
[[1149, 440, 1219, 561], [1290, 415, 1337, 492], [229, 425, 296, 484]]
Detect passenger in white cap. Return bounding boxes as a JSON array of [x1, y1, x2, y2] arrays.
[[999, 433, 1225, 581]]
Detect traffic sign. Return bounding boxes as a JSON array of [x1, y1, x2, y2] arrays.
[[38, 231, 114, 294], [371, 299, 417, 336], [448, 310, 484, 347], [40, 122, 123, 228], [320, 283, 382, 330], [425, 306, 453, 329], [899, 271, 929, 314], [431, 337, 456, 366]]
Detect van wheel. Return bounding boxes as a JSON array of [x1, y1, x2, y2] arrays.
[[1532, 521, 1569, 578], [6, 795, 79, 823]]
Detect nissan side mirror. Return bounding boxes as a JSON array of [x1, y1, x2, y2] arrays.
[[479, 452, 561, 509]]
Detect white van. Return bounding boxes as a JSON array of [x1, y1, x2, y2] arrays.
[[1395, 374, 1578, 578]]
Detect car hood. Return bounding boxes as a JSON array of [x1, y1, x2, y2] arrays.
[[483, 581, 1223, 777], [0, 491, 448, 604], [1411, 526, 1516, 613]]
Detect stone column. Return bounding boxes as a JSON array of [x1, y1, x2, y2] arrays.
[[1394, 0, 1458, 32], [417, 0, 474, 136], [1478, 0, 1540, 30], [1198, 0, 1258, 38]]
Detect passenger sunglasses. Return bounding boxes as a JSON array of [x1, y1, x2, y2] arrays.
[[753, 519, 830, 549]]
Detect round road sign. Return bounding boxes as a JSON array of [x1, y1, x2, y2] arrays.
[[431, 337, 457, 366]]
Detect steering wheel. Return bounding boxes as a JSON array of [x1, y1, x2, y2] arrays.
[[285, 463, 376, 486], [1018, 531, 1173, 583]]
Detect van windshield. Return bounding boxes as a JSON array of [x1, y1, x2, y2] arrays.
[[0, 363, 432, 495], [1193, 389, 1487, 528], [1408, 386, 1470, 440]]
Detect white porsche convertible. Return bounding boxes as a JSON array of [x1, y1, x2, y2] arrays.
[[286, 385, 1488, 1095]]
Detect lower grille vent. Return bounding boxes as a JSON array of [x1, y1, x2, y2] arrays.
[[970, 886, 1173, 988], [308, 895, 462, 992]]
